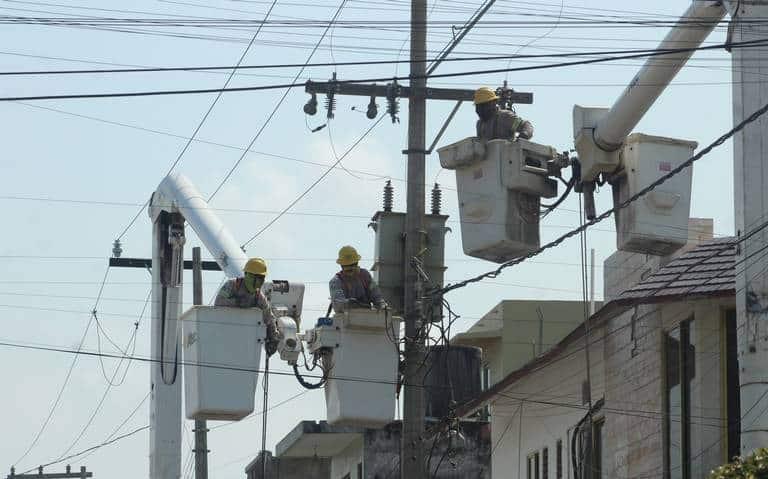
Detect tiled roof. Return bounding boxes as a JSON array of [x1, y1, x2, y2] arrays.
[[456, 237, 736, 418], [612, 237, 736, 304]]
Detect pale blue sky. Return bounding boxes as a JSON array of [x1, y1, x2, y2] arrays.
[[0, 1, 735, 477]]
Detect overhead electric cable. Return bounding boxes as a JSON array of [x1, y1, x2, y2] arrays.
[[206, 0, 351, 202], [12, 267, 111, 470], [113, 0, 280, 242], [2, 38, 766, 103], [240, 114, 385, 247], [0, 43, 752, 76]]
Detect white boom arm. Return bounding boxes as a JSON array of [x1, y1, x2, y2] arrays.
[[146, 173, 263, 479], [594, 0, 727, 151], [574, 1, 727, 182], [154, 173, 247, 278]]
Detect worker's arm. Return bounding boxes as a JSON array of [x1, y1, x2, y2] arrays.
[[361, 269, 386, 309], [256, 291, 280, 356], [517, 120, 534, 140], [214, 280, 237, 307], [329, 276, 348, 313]]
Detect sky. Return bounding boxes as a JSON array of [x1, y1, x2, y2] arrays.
[[0, 0, 738, 477]]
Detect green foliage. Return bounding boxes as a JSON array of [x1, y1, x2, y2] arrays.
[[709, 448, 768, 479]]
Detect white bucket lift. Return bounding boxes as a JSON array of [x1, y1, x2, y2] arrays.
[[614, 133, 697, 254], [438, 137, 557, 263], [182, 306, 265, 421], [306, 309, 400, 427]]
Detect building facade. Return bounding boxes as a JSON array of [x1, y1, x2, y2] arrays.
[[458, 230, 739, 478]]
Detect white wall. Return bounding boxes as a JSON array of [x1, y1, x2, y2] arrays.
[[488, 333, 605, 478]]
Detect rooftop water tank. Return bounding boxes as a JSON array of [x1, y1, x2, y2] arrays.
[[319, 309, 400, 427], [614, 133, 697, 255], [182, 306, 265, 421], [438, 137, 557, 263], [424, 345, 482, 420]]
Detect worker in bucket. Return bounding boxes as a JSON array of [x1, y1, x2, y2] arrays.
[[474, 86, 534, 141], [215, 257, 279, 355], [329, 245, 387, 313]]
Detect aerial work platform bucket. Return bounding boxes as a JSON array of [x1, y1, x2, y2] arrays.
[[314, 309, 400, 427], [438, 137, 557, 263], [182, 306, 265, 421]]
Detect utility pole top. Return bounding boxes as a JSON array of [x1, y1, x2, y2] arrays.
[[6, 467, 92, 479], [305, 80, 534, 105]]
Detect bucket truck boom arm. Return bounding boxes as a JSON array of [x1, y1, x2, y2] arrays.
[[574, 1, 727, 182], [147, 172, 304, 479]]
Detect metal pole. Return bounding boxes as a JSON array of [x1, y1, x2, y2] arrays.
[[192, 248, 209, 479], [402, 0, 427, 477], [727, 0, 768, 456]]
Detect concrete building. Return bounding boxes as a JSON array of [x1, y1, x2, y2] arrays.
[[453, 299, 601, 390], [248, 420, 491, 479], [457, 229, 740, 478]]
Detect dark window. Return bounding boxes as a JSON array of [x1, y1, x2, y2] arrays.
[[543, 447, 549, 479], [593, 419, 604, 479], [556, 439, 563, 479], [535, 452, 540, 479], [665, 319, 696, 479], [725, 309, 741, 461], [357, 462, 363, 479]]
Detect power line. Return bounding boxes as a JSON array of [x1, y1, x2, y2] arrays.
[[206, 0, 351, 202], [241, 113, 386, 247], [0, 43, 738, 76], [113, 0, 280, 241], [21, 425, 149, 475], [12, 267, 111, 470], [1, 38, 765, 103]]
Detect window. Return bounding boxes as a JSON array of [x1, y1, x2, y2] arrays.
[[665, 319, 696, 479], [593, 419, 604, 479], [357, 462, 363, 479], [556, 439, 563, 479], [542, 447, 549, 479]]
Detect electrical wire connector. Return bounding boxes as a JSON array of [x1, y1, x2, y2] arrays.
[[496, 81, 517, 113], [366, 93, 378, 120], [304, 91, 318, 116], [112, 239, 123, 258], [325, 72, 338, 120], [386, 79, 401, 124]]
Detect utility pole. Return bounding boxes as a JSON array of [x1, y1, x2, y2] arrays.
[[302, 5, 530, 476], [727, 0, 768, 456], [401, 0, 428, 477], [192, 247, 209, 479]]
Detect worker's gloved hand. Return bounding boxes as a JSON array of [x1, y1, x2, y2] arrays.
[[376, 301, 388, 311], [265, 322, 279, 357]]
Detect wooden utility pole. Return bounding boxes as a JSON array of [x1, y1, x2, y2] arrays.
[[401, 0, 428, 477], [192, 247, 209, 479]]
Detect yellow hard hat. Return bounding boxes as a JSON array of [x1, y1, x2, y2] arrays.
[[473, 87, 499, 105], [336, 245, 361, 266], [244, 257, 267, 276]]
